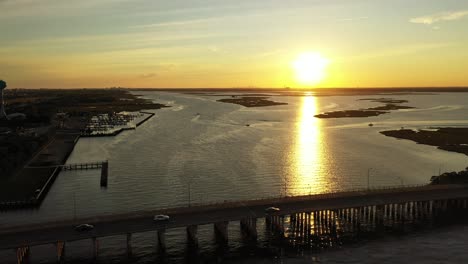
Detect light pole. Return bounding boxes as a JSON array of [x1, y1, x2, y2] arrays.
[[188, 180, 191, 207], [367, 168, 372, 190], [396, 176, 404, 186]]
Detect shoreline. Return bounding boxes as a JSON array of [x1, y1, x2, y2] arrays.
[[217, 96, 288, 107], [0, 89, 167, 210], [0, 111, 156, 210], [315, 97, 415, 119], [380, 128, 468, 156]]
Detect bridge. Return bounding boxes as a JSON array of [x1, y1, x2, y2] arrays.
[[3, 184, 468, 263]]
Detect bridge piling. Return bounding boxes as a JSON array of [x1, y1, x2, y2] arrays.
[[304, 213, 308, 243], [157, 229, 166, 252], [126, 233, 132, 257], [356, 208, 361, 235], [92, 237, 99, 260], [330, 211, 337, 239], [240, 218, 257, 241], [56, 241, 66, 263], [299, 213, 304, 243], [276, 216, 285, 237], [308, 212, 312, 243], [214, 221, 229, 245], [376, 205, 384, 233], [16, 246, 30, 264], [186, 225, 199, 247], [100, 161, 108, 187]]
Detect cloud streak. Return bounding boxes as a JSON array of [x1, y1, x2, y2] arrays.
[[410, 10, 468, 25]]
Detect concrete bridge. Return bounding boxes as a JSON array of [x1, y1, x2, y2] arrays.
[[3, 184, 468, 263]]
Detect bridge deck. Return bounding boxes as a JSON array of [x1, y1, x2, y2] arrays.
[[1, 184, 467, 249]]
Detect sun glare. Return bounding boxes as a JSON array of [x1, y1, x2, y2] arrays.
[[293, 52, 330, 85]]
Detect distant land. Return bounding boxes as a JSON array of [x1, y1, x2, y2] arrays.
[[315, 97, 415, 119]]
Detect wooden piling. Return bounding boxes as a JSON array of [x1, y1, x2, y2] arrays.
[[100, 161, 108, 187], [157, 229, 166, 252], [16, 246, 30, 264], [92, 237, 99, 260], [57, 241, 66, 263], [214, 221, 229, 244], [126, 233, 132, 257], [187, 225, 199, 247]]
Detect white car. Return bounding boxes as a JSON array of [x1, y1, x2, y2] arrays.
[[74, 224, 94, 232], [265, 207, 280, 213], [153, 215, 170, 222]]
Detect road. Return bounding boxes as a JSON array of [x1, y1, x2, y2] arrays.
[[1, 184, 467, 250]]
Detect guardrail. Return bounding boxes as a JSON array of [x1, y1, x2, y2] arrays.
[[55, 184, 447, 223], [3, 183, 465, 235]]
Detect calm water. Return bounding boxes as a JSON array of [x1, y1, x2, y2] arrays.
[[1, 91, 468, 263]]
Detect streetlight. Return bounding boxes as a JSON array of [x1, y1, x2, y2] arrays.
[[396, 176, 404, 186], [188, 180, 191, 207], [367, 168, 373, 190]]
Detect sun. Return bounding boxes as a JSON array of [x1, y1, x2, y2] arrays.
[[293, 52, 330, 85]]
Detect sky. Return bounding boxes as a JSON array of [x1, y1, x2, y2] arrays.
[[0, 0, 467, 89]]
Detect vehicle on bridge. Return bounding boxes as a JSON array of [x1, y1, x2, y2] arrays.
[[74, 224, 94, 232], [265, 207, 280, 213], [153, 215, 170, 222]]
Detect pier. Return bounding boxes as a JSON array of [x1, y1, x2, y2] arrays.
[[61, 161, 106, 171], [3, 184, 468, 263]]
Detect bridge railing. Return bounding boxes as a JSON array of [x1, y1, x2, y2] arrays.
[[80, 183, 461, 225], [120, 183, 437, 217], [3, 183, 464, 234], [182, 183, 433, 209]]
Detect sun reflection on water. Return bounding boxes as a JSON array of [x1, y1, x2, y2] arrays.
[[289, 95, 329, 195]]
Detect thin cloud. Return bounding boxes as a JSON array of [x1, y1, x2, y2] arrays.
[[410, 10, 468, 25], [139, 73, 158, 79], [338, 16, 369, 22], [345, 42, 456, 61]]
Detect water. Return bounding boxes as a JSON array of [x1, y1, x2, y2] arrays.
[[1, 91, 468, 263]]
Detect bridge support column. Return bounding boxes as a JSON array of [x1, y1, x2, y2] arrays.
[[376, 205, 384, 233], [100, 161, 108, 187], [240, 218, 257, 240], [400, 203, 406, 231], [16, 246, 31, 264], [92, 237, 99, 260], [298, 213, 303, 243], [433, 200, 440, 225], [267, 215, 284, 238], [187, 225, 199, 248], [356, 208, 362, 235], [214, 221, 229, 245], [318, 211, 323, 235], [56, 241, 66, 263], [126, 233, 132, 257], [306, 212, 312, 244], [157, 229, 166, 252]]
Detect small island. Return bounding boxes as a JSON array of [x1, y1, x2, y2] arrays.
[[315, 110, 388, 118], [358, 98, 409, 104], [315, 97, 414, 119], [380, 128, 468, 156], [217, 96, 288, 107]]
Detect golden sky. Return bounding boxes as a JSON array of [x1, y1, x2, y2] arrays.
[[1, 0, 467, 88]]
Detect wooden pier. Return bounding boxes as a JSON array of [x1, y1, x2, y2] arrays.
[[61, 161, 107, 171]]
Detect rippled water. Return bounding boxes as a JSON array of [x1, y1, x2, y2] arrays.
[[1, 91, 468, 263]]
